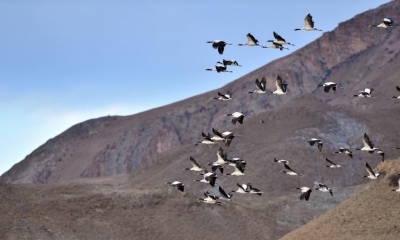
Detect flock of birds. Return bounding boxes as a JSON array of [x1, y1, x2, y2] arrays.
[[167, 14, 400, 205]]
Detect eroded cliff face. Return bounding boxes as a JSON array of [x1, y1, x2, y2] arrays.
[[2, 1, 400, 184]]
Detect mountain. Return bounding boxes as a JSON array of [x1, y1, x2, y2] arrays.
[[280, 159, 400, 240], [2, 1, 400, 239], [2, 1, 400, 185]]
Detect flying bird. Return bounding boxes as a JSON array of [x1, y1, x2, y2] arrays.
[[316, 82, 339, 92], [248, 184, 263, 196], [206, 40, 232, 54], [314, 181, 333, 196], [231, 183, 250, 194], [294, 14, 322, 31], [355, 133, 377, 152], [219, 186, 233, 200], [282, 164, 300, 176], [211, 128, 237, 147], [238, 33, 260, 46], [206, 62, 232, 73], [222, 59, 241, 67], [269, 75, 288, 95], [208, 162, 224, 174], [225, 161, 246, 176], [195, 169, 218, 187], [334, 147, 353, 159], [363, 162, 381, 179], [272, 158, 290, 164], [212, 91, 233, 101], [198, 191, 221, 205], [268, 31, 295, 46], [307, 138, 323, 152], [184, 157, 203, 171], [353, 88, 374, 98], [296, 187, 312, 201], [166, 181, 185, 192], [195, 132, 216, 146], [392, 86, 400, 99], [248, 77, 267, 94], [227, 112, 245, 125], [261, 42, 289, 51], [212, 147, 229, 165], [369, 18, 394, 28], [226, 158, 246, 170], [325, 158, 342, 168]]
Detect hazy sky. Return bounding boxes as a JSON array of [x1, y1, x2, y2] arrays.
[[0, 0, 389, 175]]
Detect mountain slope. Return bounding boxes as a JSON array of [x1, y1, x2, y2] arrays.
[[2, 1, 400, 184], [280, 159, 400, 240]]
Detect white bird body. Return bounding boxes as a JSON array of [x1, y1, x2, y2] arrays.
[[268, 31, 295, 46], [272, 158, 290, 164], [212, 147, 229, 165], [212, 91, 232, 101], [198, 192, 221, 204], [270, 76, 288, 95], [210, 129, 236, 147], [262, 42, 288, 51], [226, 162, 245, 176], [307, 138, 323, 151], [364, 163, 381, 179], [206, 62, 232, 73], [227, 112, 245, 125], [184, 156, 203, 171], [317, 82, 339, 92], [369, 18, 393, 28], [297, 187, 312, 201], [314, 181, 333, 196], [222, 59, 241, 67], [355, 133, 377, 152], [334, 147, 353, 159], [238, 33, 260, 46], [282, 164, 300, 176], [294, 14, 322, 31], [166, 181, 185, 192], [232, 183, 250, 193], [195, 171, 218, 186], [195, 132, 215, 145], [325, 158, 342, 168], [248, 77, 267, 94], [354, 88, 374, 98]]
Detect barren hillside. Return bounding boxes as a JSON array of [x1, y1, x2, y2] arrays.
[[2, 1, 400, 184]]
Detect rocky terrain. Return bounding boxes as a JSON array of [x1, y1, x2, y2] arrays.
[[1, 1, 400, 239]]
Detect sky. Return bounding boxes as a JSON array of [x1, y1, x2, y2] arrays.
[[0, 0, 389, 175]]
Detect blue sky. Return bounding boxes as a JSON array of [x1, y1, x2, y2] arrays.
[[0, 0, 389, 175]]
